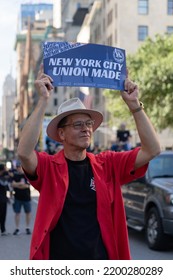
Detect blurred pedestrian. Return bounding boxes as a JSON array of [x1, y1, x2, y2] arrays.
[[0, 163, 11, 236], [111, 123, 131, 151], [91, 142, 101, 154], [17, 68, 160, 260], [45, 135, 60, 154], [12, 162, 31, 235]]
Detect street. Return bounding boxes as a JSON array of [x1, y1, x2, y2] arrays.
[[129, 228, 173, 260], [0, 189, 173, 260]]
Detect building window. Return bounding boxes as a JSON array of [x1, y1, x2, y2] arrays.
[[138, 0, 148, 15], [115, 29, 117, 44], [54, 98, 58, 106], [138, 25, 148, 41], [168, 0, 173, 14], [54, 86, 58, 93], [103, 0, 105, 8], [94, 88, 100, 106], [103, 18, 105, 32], [115, 4, 117, 18], [107, 34, 112, 46], [107, 10, 113, 26], [167, 26, 173, 34], [94, 25, 101, 42]]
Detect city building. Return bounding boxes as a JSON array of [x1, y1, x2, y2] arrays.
[[14, 2, 61, 149], [2, 0, 173, 154], [2, 74, 16, 157], [14, 0, 173, 150], [20, 2, 53, 31], [77, 0, 173, 148]]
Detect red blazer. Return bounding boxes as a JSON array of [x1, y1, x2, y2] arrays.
[[28, 148, 147, 260]]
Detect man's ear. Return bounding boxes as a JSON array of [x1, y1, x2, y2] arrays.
[[58, 128, 65, 141]]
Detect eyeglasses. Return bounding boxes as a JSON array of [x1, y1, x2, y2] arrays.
[[61, 120, 95, 130]]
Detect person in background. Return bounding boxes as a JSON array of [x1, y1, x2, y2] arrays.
[[45, 135, 60, 154], [17, 68, 160, 260], [12, 162, 31, 235], [91, 142, 101, 154], [0, 163, 11, 236], [111, 123, 131, 151]]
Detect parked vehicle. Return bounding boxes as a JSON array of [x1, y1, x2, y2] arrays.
[[122, 151, 173, 250]]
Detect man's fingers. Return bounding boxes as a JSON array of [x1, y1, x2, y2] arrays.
[[124, 78, 138, 93], [124, 77, 130, 91]]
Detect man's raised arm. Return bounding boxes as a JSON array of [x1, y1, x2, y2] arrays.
[[17, 68, 54, 176], [121, 77, 161, 169]]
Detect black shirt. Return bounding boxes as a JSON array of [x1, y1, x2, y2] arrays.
[[0, 172, 10, 203], [117, 130, 131, 142], [13, 171, 31, 201], [49, 157, 108, 260]]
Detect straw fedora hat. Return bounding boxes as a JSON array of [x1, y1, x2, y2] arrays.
[[46, 98, 103, 142]]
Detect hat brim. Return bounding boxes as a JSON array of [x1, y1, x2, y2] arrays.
[[46, 109, 103, 142]]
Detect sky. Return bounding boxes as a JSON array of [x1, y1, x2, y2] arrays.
[[0, 0, 53, 105]]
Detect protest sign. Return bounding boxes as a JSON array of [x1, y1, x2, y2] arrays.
[[43, 42, 126, 90]]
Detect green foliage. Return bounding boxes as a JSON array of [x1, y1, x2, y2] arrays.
[[104, 89, 134, 129], [104, 34, 173, 130]]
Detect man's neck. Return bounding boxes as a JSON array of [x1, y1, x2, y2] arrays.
[[64, 149, 87, 161]]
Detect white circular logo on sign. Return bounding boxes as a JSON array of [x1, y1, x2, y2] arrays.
[[113, 48, 124, 63]]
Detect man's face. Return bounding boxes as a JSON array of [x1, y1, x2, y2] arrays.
[[58, 113, 93, 150]]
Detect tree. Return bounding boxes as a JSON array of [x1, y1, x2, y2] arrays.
[[104, 34, 173, 130]]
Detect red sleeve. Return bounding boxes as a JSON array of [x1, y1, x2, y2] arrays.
[[95, 147, 148, 186], [24, 151, 49, 192], [113, 147, 148, 185]]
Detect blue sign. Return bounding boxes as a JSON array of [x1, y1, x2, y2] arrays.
[[43, 42, 126, 90]]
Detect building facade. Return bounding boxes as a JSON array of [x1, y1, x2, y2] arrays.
[[77, 0, 173, 148], [14, 0, 173, 150], [2, 0, 173, 154], [2, 74, 16, 156]]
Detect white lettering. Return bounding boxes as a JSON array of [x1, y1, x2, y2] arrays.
[[52, 67, 90, 76], [75, 58, 101, 68], [81, 59, 88, 66], [103, 61, 123, 71], [103, 61, 110, 69], [91, 69, 102, 77], [93, 60, 101, 68], [91, 69, 121, 80], [75, 58, 82, 66], [49, 58, 73, 66]]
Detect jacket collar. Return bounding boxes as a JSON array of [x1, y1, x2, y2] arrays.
[[50, 149, 105, 166], [50, 149, 66, 165]]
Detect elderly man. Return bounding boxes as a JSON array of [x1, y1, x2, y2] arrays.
[[17, 68, 160, 260]]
